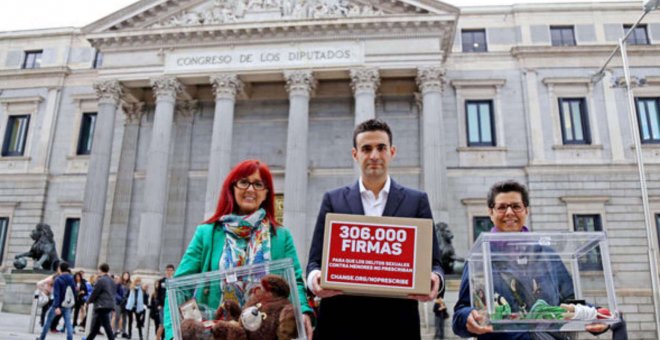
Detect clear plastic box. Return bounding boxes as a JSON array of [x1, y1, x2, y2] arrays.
[[166, 258, 307, 340], [467, 232, 620, 332]]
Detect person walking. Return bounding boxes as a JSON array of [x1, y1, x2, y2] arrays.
[[148, 280, 162, 339], [125, 277, 147, 340], [73, 271, 89, 329], [119, 272, 131, 338], [112, 275, 125, 337], [39, 261, 76, 340], [155, 264, 174, 340], [36, 273, 55, 328], [85, 263, 116, 340], [433, 297, 449, 339]]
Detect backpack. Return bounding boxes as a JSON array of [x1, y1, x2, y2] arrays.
[[62, 285, 75, 308]]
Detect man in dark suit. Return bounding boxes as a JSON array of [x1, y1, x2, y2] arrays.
[[307, 118, 445, 340]]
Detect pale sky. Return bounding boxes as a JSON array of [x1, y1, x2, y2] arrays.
[[0, 0, 629, 31]]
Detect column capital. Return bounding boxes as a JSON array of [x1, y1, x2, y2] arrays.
[[210, 74, 243, 100], [176, 100, 200, 122], [121, 101, 145, 125], [150, 76, 183, 99], [350, 68, 380, 95], [284, 70, 316, 96], [416, 67, 445, 94], [413, 92, 423, 112], [93, 80, 123, 104]]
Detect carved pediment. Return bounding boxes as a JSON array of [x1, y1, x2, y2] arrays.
[[151, 0, 389, 28], [84, 0, 458, 33]]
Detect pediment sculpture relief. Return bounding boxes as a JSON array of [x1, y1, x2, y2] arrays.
[[150, 0, 385, 28]]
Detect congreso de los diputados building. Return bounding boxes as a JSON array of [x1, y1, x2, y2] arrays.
[[1, 0, 660, 337]]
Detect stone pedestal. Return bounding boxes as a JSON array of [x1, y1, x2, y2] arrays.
[[0, 271, 51, 314]]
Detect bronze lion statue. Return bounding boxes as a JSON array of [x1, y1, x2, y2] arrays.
[[14, 223, 60, 271], [435, 222, 464, 274]]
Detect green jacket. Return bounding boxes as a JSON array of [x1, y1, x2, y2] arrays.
[[164, 223, 311, 340]]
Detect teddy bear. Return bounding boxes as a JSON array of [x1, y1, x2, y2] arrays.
[[180, 275, 298, 340], [241, 274, 299, 340], [212, 300, 247, 340]]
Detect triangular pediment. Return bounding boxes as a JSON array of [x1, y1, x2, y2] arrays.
[[84, 0, 458, 33]]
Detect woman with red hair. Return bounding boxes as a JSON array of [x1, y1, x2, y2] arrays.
[[163, 159, 313, 339]]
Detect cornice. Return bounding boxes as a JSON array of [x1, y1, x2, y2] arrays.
[[0, 66, 71, 79], [460, 1, 643, 15], [511, 44, 660, 59], [542, 77, 592, 85], [647, 76, 660, 85], [87, 15, 456, 51], [451, 79, 506, 88], [0, 96, 44, 105], [70, 93, 98, 102], [559, 196, 610, 204], [461, 198, 487, 206]]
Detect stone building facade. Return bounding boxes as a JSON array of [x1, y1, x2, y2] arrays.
[[0, 0, 659, 337]]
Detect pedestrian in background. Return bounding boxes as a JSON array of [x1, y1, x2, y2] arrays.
[[73, 271, 89, 329], [433, 297, 449, 339], [85, 263, 116, 340], [125, 277, 147, 340], [39, 261, 76, 340]]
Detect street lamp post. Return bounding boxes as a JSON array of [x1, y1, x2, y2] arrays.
[[592, 1, 660, 338]]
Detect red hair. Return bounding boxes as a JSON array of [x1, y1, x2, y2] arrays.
[[204, 159, 280, 228]]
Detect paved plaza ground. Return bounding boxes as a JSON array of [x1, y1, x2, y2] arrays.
[[0, 311, 160, 340]]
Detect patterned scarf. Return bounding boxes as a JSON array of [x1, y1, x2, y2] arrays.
[[218, 208, 271, 305]]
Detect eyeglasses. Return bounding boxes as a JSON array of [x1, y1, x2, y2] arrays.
[[493, 203, 525, 214], [234, 178, 267, 191]]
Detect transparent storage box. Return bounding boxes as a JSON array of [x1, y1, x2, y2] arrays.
[[467, 232, 620, 332], [166, 258, 307, 340]]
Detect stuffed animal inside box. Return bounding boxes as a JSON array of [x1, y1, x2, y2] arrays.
[[166, 259, 306, 340]]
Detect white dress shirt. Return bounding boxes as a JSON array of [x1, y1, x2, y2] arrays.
[[358, 175, 391, 217]]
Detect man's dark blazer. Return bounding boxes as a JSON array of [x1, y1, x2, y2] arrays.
[[307, 179, 445, 340]]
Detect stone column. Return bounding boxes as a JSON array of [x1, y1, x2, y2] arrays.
[[350, 68, 380, 124], [77, 80, 122, 270], [163, 100, 198, 265], [417, 67, 448, 223], [283, 70, 316, 258], [135, 77, 182, 273], [205, 74, 243, 219], [106, 101, 144, 271]]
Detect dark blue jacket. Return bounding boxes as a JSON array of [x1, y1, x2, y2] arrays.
[[115, 283, 125, 306], [53, 272, 76, 309], [306, 179, 445, 340], [452, 247, 574, 340]]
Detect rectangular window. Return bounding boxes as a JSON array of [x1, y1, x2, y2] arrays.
[[466, 100, 496, 146], [77, 112, 97, 155], [22, 50, 43, 69], [559, 98, 591, 144], [0, 217, 8, 265], [624, 24, 649, 45], [573, 214, 603, 270], [635, 98, 660, 143], [550, 26, 576, 46], [93, 50, 104, 69], [462, 29, 488, 52], [473, 216, 493, 241], [61, 218, 80, 267], [2, 115, 30, 157]]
